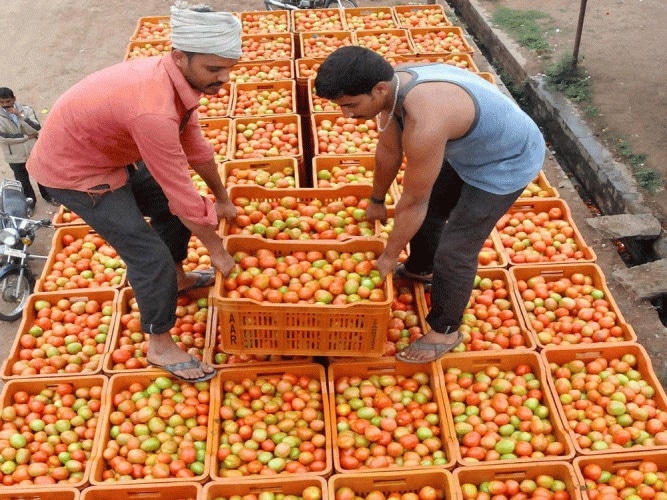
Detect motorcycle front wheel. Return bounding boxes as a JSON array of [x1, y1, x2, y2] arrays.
[[0, 265, 35, 322]]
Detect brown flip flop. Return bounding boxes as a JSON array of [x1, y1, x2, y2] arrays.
[[395, 332, 464, 364]]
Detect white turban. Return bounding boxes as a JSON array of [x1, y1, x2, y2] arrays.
[[170, 2, 242, 59]]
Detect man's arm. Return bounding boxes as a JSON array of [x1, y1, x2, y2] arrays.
[[375, 81, 475, 279], [190, 157, 236, 221], [17, 105, 41, 135], [365, 118, 403, 224]]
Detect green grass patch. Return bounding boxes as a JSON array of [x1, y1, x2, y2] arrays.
[[491, 7, 550, 52], [545, 54, 591, 103], [606, 136, 663, 192]]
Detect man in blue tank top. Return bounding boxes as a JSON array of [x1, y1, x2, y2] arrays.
[[315, 46, 545, 363]]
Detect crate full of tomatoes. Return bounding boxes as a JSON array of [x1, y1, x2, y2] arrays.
[[214, 236, 392, 357]]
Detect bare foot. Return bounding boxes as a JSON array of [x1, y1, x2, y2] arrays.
[[146, 332, 216, 381], [396, 329, 463, 363]]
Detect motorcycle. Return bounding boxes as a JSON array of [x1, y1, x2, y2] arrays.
[[0, 179, 51, 321], [264, 0, 358, 11]]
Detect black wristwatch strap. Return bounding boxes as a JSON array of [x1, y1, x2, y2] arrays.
[[370, 196, 385, 205]]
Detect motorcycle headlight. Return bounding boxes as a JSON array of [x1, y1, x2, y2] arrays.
[[0, 228, 19, 246]]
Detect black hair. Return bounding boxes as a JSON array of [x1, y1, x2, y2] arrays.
[[314, 46, 394, 100], [0, 88, 15, 99]]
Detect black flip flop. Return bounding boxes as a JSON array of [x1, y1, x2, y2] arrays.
[[148, 354, 217, 383], [395, 263, 433, 283], [178, 269, 215, 294], [395, 332, 464, 364]]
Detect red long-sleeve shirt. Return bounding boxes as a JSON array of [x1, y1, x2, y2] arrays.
[[27, 54, 217, 226]]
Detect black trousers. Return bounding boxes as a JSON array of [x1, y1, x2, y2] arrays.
[[44, 162, 191, 334], [404, 162, 524, 333], [9, 162, 51, 205]]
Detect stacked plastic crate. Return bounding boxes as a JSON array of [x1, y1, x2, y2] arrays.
[[2, 5, 667, 500]]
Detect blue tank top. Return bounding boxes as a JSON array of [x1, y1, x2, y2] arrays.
[[394, 63, 545, 195]]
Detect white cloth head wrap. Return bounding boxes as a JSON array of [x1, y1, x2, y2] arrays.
[[170, 2, 242, 59]]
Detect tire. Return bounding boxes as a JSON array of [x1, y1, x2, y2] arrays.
[[326, 0, 358, 7], [0, 265, 35, 322]]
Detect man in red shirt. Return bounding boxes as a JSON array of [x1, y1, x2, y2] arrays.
[[27, 4, 242, 382]]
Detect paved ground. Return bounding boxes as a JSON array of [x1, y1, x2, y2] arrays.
[[1, 0, 665, 389]]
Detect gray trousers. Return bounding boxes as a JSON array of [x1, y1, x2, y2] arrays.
[[45, 162, 191, 334], [404, 162, 524, 333]]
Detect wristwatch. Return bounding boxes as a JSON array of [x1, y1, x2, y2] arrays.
[[370, 196, 385, 205]]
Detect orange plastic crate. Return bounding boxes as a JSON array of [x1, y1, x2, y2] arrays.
[[291, 8, 346, 32], [221, 184, 380, 239], [418, 268, 535, 353], [214, 236, 392, 357], [81, 482, 201, 500], [89, 372, 218, 485], [239, 9, 291, 34], [35, 225, 127, 292], [330, 470, 455, 500], [295, 57, 325, 84], [129, 15, 170, 41], [573, 450, 667, 499], [52, 205, 86, 227], [220, 157, 300, 190], [230, 114, 303, 164], [240, 33, 294, 61], [204, 306, 312, 366], [308, 76, 340, 113], [102, 286, 213, 376], [344, 7, 399, 31], [328, 358, 456, 472], [124, 39, 171, 61], [199, 117, 232, 164], [311, 113, 380, 156], [476, 71, 497, 85], [204, 476, 328, 500], [0, 375, 108, 490], [482, 228, 510, 268], [329, 277, 427, 362], [408, 26, 474, 55], [355, 29, 415, 56], [497, 198, 597, 266], [453, 461, 583, 500], [1, 289, 119, 381], [541, 343, 667, 457], [436, 350, 576, 467], [519, 170, 560, 199], [210, 363, 332, 479], [230, 59, 294, 84], [198, 83, 233, 120], [231, 80, 297, 117], [0, 488, 80, 499], [300, 31, 356, 59], [393, 4, 452, 29], [385, 52, 479, 72], [311, 155, 399, 206], [509, 263, 637, 348]]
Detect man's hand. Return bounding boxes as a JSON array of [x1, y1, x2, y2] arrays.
[[5, 106, 20, 117], [215, 198, 237, 222], [365, 202, 387, 223], [376, 252, 398, 281], [210, 250, 236, 278]]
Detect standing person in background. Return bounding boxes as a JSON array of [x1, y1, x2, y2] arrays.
[[0, 87, 56, 208], [27, 2, 242, 382], [315, 46, 546, 363]]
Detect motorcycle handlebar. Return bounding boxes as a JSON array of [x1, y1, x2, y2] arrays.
[[0, 211, 52, 229]]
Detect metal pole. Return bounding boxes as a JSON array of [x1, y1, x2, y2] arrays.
[[572, 0, 588, 68]]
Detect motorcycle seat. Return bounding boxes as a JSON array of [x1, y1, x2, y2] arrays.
[[1, 185, 29, 217]]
